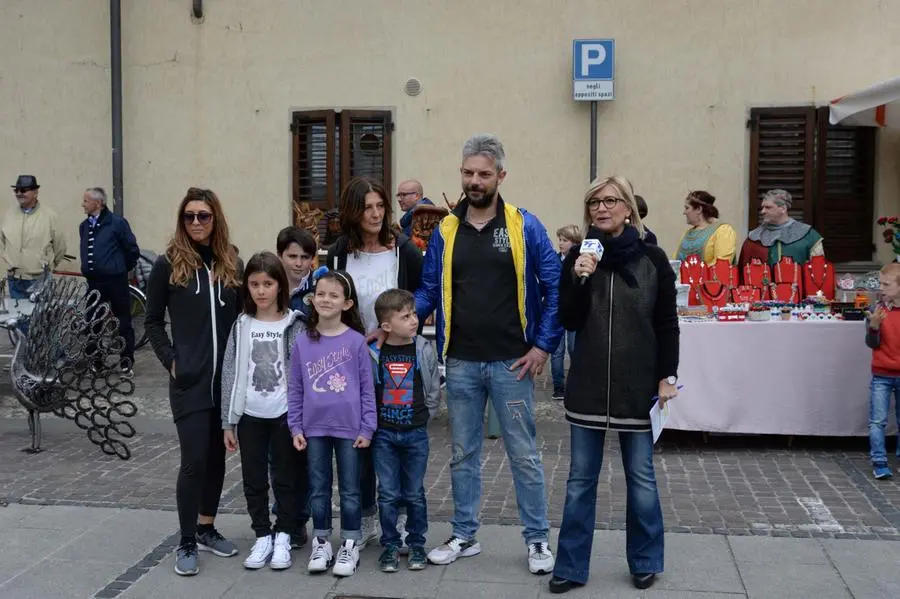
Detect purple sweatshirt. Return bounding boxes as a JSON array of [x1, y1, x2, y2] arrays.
[[287, 328, 376, 441]]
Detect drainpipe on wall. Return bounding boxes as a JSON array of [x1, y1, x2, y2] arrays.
[[192, 0, 203, 19], [110, 0, 124, 216]]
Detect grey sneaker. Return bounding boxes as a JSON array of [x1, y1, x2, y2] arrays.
[[174, 541, 199, 576], [359, 513, 379, 550], [397, 513, 409, 556], [196, 528, 239, 557]]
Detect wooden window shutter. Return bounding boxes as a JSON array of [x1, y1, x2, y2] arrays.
[[291, 110, 337, 210], [339, 110, 394, 196], [813, 106, 876, 263], [747, 107, 816, 230]]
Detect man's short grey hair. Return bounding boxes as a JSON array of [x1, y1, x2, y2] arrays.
[[462, 134, 506, 172], [763, 189, 792, 209], [85, 187, 107, 206]]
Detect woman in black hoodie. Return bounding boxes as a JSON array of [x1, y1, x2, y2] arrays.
[[145, 187, 243, 576], [326, 176, 423, 549]]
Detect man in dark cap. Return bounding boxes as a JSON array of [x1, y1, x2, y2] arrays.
[[2, 176, 68, 298]]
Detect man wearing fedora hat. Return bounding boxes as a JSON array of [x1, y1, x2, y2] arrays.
[[2, 175, 68, 298]]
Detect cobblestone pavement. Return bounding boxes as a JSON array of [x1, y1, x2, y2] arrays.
[[1, 341, 900, 542], [2, 402, 899, 541]]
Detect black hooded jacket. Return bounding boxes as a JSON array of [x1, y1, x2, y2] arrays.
[[145, 248, 242, 422]]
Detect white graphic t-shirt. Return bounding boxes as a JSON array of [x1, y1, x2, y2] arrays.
[[346, 250, 398, 334], [243, 314, 291, 419]]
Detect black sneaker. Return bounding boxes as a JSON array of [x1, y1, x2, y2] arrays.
[[407, 546, 427, 571], [196, 527, 238, 557], [379, 545, 400, 573], [552, 386, 565, 400]]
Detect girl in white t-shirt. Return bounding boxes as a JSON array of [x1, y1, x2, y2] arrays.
[[221, 252, 306, 571]]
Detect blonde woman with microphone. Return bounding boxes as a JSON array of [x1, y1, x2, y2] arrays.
[[549, 176, 680, 594]]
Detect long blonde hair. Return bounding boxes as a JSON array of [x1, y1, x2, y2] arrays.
[[582, 175, 645, 239], [166, 187, 240, 288]]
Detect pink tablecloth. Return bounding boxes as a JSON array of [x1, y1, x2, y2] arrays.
[[670, 320, 897, 437]]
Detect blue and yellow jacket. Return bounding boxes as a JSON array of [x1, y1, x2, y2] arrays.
[[414, 197, 563, 358]]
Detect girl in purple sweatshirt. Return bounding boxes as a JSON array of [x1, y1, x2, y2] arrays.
[[288, 270, 376, 577]]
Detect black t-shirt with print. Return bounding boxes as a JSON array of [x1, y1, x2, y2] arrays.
[[447, 209, 529, 362], [377, 342, 428, 430]]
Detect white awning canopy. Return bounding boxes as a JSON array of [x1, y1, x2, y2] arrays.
[[829, 75, 900, 128]]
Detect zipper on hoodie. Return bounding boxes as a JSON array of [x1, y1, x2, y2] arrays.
[[606, 274, 614, 428], [206, 263, 218, 407]]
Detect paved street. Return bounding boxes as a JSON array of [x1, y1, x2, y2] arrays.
[[1, 343, 900, 597], [1, 503, 899, 599]]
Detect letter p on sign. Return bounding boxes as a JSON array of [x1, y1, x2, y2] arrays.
[[580, 44, 607, 77]]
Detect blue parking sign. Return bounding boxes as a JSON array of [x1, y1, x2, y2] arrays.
[[573, 39, 615, 101]]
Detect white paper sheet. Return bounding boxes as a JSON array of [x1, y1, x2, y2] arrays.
[[650, 399, 669, 444]]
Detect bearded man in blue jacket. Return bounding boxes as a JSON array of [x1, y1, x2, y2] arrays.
[[415, 134, 562, 575]]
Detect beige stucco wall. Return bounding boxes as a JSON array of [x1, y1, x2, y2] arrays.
[[2, 0, 900, 266]]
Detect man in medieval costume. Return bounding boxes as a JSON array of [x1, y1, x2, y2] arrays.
[[738, 188, 825, 270]]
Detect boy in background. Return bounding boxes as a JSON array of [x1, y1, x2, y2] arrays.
[[551, 225, 582, 400], [276, 226, 317, 317], [272, 226, 317, 547], [866, 262, 900, 479]]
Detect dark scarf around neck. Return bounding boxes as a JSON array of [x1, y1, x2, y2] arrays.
[[587, 225, 644, 287], [193, 242, 214, 268]]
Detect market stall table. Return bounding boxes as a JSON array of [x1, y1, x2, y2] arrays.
[[670, 319, 897, 437]]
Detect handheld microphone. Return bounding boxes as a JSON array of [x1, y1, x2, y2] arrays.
[[578, 239, 604, 285]]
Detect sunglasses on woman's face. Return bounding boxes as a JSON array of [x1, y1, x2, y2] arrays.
[[183, 211, 213, 224]]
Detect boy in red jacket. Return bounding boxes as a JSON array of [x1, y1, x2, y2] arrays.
[[865, 263, 900, 479]]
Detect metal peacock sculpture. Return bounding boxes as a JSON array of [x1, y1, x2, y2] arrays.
[[6, 272, 137, 459]]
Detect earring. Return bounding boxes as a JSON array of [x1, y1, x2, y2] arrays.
[[625, 217, 631, 225]]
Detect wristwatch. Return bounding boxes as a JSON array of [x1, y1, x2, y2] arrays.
[[665, 376, 677, 385]]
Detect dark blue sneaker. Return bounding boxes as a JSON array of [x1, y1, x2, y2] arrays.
[[873, 463, 893, 480], [407, 546, 427, 571], [379, 545, 400, 573]]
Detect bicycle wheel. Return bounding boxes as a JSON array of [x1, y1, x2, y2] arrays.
[[130, 286, 149, 349]]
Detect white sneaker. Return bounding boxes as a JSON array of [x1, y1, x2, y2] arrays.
[[332, 539, 360, 577], [527, 541, 554, 575], [243, 535, 273, 569], [397, 513, 409, 556], [308, 537, 334, 573], [359, 514, 379, 550], [427, 536, 481, 565], [270, 532, 292, 570]]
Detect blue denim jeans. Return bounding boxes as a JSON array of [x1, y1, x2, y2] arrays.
[[554, 425, 664, 584], [869, 375, 900, 464], [550, 331, 576, 388], [7, 276, 35, 300], [373, 426, 429, 548], [445, 357, 549, 544], [306, 436, 362, 541]]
